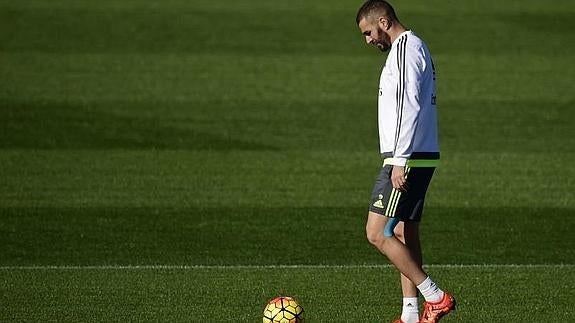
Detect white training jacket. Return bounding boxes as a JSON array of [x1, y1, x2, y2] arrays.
[[378, 30, 439, 167]]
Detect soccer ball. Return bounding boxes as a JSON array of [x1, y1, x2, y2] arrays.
[[263, 296, 304, 323]]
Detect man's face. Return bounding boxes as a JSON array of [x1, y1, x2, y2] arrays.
[[358, 17, 391, 52]]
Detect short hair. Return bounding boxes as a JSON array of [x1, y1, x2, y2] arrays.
[[355, 0, 398, 24]]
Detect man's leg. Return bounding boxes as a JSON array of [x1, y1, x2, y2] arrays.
[[367, 165, 455, 322], [394, 220, 422, 296], [365, 211, 427, 286], [387, 217, 456, 323], [394, 221, 422, 323]]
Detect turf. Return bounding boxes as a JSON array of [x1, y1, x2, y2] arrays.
[[2, 266, 574, 322], [1, 0, 574, 322]]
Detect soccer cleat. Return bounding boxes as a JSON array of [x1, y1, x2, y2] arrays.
[[419, 292, 456, 323]]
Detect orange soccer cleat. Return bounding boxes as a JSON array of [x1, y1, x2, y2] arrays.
[[391, 319, 405, 323], [419, 292, 456, 323]]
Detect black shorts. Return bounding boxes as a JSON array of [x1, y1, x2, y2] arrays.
[[369, 164, 435, 222]]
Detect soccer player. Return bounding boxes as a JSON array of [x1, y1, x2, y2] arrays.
[[355, 1, 456, 323]]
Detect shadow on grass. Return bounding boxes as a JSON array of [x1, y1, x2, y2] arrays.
[[0, 101, 277, 150], [0, 206, 573, 266]]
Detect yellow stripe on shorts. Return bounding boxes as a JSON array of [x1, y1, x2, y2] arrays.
[[385, 188, 401, 217]]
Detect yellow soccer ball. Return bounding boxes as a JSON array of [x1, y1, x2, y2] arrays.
[[263, 296, 304, 323]]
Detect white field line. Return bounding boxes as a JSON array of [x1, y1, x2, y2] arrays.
[[0, 264, 573, 270]]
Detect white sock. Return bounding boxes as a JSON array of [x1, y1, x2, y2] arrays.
[[400, 297, 419, 323], [417, 276, 444, 303]]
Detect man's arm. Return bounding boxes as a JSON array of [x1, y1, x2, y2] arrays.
[[391, 42, 425, 165], [389, 42, 426, 191]]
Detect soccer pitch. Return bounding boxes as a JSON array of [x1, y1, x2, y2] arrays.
[[1, 0, 574, 322]]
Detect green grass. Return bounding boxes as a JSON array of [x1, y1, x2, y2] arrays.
[[2, 266, 574, 322], [1, 0, 574, 321]]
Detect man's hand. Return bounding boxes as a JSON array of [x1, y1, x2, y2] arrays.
[[391, 165, 408, 192]]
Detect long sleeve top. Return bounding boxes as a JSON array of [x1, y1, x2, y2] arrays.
[[378, 31, 440, 166]]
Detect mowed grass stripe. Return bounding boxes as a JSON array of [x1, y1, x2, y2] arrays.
[[2, 206, 573, 265], [1, 264, 573, 270], [2, 266, 574, 322]]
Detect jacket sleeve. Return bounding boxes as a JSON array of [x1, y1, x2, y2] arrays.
[[387, 43, 426, 167]]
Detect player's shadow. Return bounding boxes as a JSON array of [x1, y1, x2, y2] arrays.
[[0, 100, 277, 150]]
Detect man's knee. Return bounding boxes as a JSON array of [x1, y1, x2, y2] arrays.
[[366, 225, 382, 246], [366, 224, 394, 247], [397, 221, 420, 244], [366, 212, 399, 247]]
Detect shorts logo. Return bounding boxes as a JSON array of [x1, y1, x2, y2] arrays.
[[373, 194, 385, 209]]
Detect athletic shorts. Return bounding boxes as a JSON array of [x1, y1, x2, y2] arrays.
[[369, 156, 436, 222]]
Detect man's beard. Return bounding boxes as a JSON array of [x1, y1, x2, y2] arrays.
[[376, 42, 391, 52], [374, 27, 391, 52]]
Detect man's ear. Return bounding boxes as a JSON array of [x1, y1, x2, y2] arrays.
[[378, 17, 391, 30]]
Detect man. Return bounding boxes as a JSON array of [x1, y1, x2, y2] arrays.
[[355, 1, 456, 323]]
